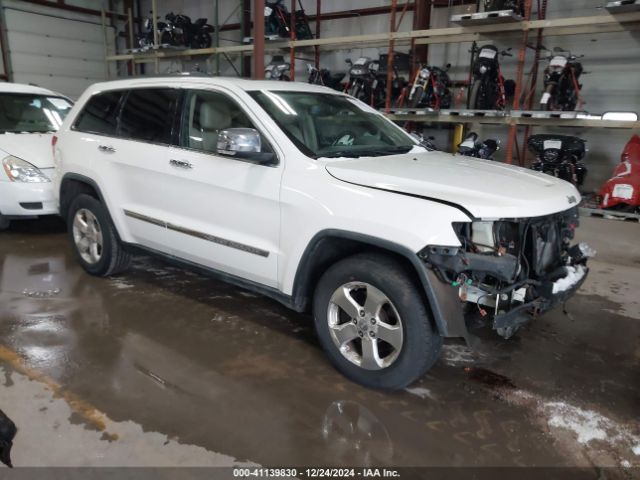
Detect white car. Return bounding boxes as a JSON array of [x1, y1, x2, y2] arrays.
[[53, 76, 593, 390], [0, 83, 73, 230]]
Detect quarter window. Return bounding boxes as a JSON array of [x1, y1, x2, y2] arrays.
[[72, 91, 123, 136], [118, 88, 180, 144]]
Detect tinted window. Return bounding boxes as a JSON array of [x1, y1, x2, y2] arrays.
[[118, 88, 180, 144], [73, 91, 122, 135], [181, 90, 262, 154]]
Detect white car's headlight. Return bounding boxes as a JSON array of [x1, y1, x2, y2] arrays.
[[2, 156, 50, 183]]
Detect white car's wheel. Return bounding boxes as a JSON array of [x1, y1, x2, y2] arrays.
[[0, 216, 9, 231], [313, 253, 442, 390], [67, 194, 131, 276]]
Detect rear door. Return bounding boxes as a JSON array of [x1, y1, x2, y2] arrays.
[[93, 87, 181, 252], [161, 87, 283, 288]]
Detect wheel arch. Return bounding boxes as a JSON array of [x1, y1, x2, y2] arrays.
[[59, 173, 105, 220], [59, 173, 126, 244], [291, 229, 468, 340]]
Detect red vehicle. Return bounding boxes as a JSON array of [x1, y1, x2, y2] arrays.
[[598, 134, 640, 213]]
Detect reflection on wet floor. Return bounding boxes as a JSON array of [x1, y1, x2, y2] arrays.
[[0, 218, 639, 468]]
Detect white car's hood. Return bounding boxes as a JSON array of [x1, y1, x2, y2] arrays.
[[325, 150, 581, 219], [0, 132, 55, 168]]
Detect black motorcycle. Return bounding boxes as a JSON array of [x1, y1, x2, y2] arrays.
[[528, 134, 588, 186], [137, 14, 172, 48], [265, 0, 313, 40], [345, 56, 404, 108], [458, 132, 500, 160], [539, 47, 585, 111], [484, 0, 524, 16], [344, 57, 380, 105], [265, 55, 291, 81], [307, 64, 345, 90], [407, 64, 452, 110], [166, 12, 214, 49], [467, 44, 515, 110]]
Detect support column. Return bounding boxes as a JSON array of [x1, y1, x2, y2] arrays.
[[253, 0, 265, 79]]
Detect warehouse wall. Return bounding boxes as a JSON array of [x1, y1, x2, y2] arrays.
[[0, 0, 120, 99], [133, 0, 638, 192]]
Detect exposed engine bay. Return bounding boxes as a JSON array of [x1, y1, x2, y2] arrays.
[[421, 207, 595, 338]]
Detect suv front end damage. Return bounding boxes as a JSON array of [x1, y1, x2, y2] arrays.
[[421, 207, 594, 339]]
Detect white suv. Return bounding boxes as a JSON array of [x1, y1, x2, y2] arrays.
[[0, 83, 73, 229], [53, 76, 592, 390]]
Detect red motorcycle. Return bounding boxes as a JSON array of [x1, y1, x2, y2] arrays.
[[598, 134, 640, 213]]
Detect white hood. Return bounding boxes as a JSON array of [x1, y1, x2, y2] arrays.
[[325, 151, 581, 219], [0, 132, 55, 169]]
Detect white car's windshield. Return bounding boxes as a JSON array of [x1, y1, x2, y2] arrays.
[[249, 90, 418, 158], [0, 93, 73, 133]]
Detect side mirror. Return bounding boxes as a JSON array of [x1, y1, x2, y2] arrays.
[[345, 58, 352, 64], [217, 128, 277, 165]]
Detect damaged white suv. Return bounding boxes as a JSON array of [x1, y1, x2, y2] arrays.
[[53, 77, 593, 390]]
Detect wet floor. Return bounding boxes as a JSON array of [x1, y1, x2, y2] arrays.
[[0, 216, 639, 470]]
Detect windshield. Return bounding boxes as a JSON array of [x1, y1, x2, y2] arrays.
[[0, 93, 73, 133], [249, 91, 418, 158]]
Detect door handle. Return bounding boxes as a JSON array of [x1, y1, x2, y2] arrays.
[[169, 159, 193, 169], [98, 145, 116, 153]]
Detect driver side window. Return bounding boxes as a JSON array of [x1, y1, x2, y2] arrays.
[[182, 90, 256, 154]]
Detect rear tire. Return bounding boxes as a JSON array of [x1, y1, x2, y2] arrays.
[[0, 216, 10, 231], [313, 253, 442, 390], [67, 194, 131, 277]]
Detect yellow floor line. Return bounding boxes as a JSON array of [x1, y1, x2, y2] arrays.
[[0, 345, 118, 439]]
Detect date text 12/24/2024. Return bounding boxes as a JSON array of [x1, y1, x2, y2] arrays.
[[233, 468, 401, 478]]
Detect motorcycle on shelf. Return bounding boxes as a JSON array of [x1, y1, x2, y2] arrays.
[[265, 55, 291, 81], [467, 43, 515, 110], [539, 47, 585, 111], [598, 134, 640, 214], [406, 64, 452, 110], [265, 0, 313, 40], [345, 56, 405, 109], [166, 12, 215, 49], [344, 57, 380, 106], [306, 64, 346, 91], [137, 14, 172, 49], [484, 0, 524, 16], [457, 132, 500, 160], [527, 134, 588, 187]]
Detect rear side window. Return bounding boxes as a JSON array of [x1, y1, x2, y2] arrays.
[[73, 91, 123, 135], [118, 88, 180, 144]]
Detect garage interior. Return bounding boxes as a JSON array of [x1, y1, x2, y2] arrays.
[[0, 0, 639, 475]]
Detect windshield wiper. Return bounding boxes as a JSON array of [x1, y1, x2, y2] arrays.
[[320, 146, 413, 159]]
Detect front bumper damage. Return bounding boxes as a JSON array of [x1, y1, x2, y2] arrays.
[[420, 207, 595, 339]]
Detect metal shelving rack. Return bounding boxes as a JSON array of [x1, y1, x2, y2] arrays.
[[103, 1, 640, 163]]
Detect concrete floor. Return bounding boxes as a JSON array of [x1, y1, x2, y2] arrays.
[[0, 215, 638, 471]]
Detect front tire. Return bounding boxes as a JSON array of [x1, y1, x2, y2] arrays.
[[468, 79, 482, 109], [67, 194, 131, 277], [409, 85, 424, 109], [313, 253, 442, 390], [0, 215, 10, 231]]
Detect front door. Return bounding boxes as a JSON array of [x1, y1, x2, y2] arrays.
[[162, 87, 282, 288]]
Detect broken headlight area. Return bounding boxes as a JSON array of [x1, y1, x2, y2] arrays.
[[420, 207, 595, 338]]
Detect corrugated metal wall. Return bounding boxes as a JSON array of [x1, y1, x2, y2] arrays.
[[1, 0, 116, 99]]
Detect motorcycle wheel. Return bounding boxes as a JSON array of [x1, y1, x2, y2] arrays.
[[160, 31, 172, 45], [192, 32, 212, 49], [409, 86, 424, 109], [468, 80, 482, 109], [349, 83, 361, 100]]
